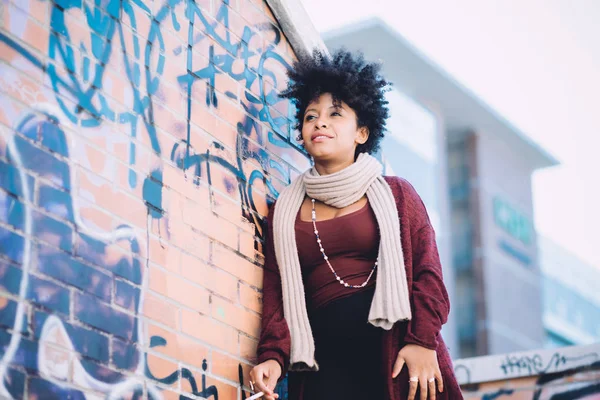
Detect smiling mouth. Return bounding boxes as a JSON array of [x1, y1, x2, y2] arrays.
[[312, 135, 331, 142]]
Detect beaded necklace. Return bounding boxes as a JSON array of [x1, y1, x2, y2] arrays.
[[310, 198, 378, 289]]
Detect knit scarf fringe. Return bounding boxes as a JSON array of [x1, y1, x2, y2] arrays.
[[272, 153, 412, 371]]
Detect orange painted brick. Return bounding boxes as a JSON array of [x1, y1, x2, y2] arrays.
[[182, 183, 213, 214], [180, 257, 239, 302], [206, 160, 241, 201], [212, 93, 247, 130], [80, 141, 110, 179], [12, 0, 48, 24], [15, 12, 48, 54], [147, 323, 180, 359], [180, 309, 239, 355], [211, 350, 252, 384], [156, 240, 183, 273], [146, 353, 179, 389], [147, 323, 210, 371], [110, 190, 148, 230], [249, 189, 269, 219], [143, 292, 181, 330], [130, 2, 152, 37], [182, 197, 213, 232], [211, 296, 261, 339], [163, 164, 211, 210], [213, 70, 241, 101], [181, 369, 239, 400], [212, 192, 255, 235], [183, 232, 212, 262], [190, 99, 220, 141], [271, 97, 293, 121], [239, 334, 259, 364], [199, 212, 239, 250], [239, 283, 262, 314], [167, 219, 201, 259], [262, 1, 278, 24], [153, 101, 186, 140], [156, 388, 181, 400], [206, 118, 238, 151], [149, 265, 210, 313], [176, 333, 212, 370], [239, 230, 258, 260], [238, 0, 272, 28], [212, 244, 263, 288], [186, 122, 213, 155], [102, 67, 134, 110], [211, 190, 242, 219], [0, 64, 45, 106]]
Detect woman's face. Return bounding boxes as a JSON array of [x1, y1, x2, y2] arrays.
[[301, 93, 368, 164]]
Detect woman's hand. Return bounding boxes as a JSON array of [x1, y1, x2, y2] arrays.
[[249, 359, 281, 400], [392, 344, 444, 400]]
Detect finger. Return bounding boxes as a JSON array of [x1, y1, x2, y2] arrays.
[[392, 356, 405, 378], [266, 373, 279, 398], [428, 377, 436, 400], [407, 377, 418, 400], [248, 370, 256, 393], [420, 376, 428, 400], [436, 369, 444, 393], [253, 369, 273, 396]]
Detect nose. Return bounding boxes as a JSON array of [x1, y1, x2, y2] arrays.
[[315, 115, 328, 129]]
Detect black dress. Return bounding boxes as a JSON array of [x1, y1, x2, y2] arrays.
[[292, 203, 386, 399]]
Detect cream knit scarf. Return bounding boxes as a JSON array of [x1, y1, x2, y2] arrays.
[[272, 153, 412, 371]]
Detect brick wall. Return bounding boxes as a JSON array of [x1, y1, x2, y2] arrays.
[[456, 343, 600, 399], [0, 0, 309, 398]]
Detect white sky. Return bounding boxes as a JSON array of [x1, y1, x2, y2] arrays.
[[299, 0, 600, 268]]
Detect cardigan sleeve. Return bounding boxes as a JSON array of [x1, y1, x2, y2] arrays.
[[256, 203, 291, 376], [398, 178, 450, 350]]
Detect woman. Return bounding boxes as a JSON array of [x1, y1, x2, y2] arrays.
[[249, 49, 463, 400]]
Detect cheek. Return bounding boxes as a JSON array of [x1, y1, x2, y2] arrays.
[[300, 123, 312, 140]]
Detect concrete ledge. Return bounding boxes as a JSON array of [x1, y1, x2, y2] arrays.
[[454, 343, 600, 385], [266, 0, 328, 56]]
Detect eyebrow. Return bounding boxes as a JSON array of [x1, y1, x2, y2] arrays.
[[304, 105, 344, 115]]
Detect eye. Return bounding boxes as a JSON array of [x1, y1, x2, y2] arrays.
[[305, 115, 316, 121], [331, 111, 342, 117]]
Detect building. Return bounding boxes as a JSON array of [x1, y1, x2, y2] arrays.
[[539, 235, 600, 347], [323, 17, 562, 359]]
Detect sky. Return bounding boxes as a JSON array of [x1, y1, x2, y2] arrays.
[[299, 0, 600, 268]]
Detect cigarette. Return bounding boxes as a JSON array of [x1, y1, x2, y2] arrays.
[[247, 392, 265, 400]]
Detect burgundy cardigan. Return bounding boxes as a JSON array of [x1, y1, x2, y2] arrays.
[[257, 176, 463, 400]]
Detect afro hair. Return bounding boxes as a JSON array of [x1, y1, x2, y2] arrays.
[[280, 48, 391, 155]]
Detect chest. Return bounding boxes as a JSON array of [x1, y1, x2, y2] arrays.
[[298, 196, 369, 222]]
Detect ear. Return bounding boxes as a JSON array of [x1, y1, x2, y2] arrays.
[[356, 126, 369, 145]]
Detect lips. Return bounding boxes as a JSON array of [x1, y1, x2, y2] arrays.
[[311, 133, 333, 142]]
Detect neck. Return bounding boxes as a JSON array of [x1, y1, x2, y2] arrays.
[[313, 157, 355, 175]]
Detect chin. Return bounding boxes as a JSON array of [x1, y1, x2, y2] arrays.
[[307, 148, 334, 160]]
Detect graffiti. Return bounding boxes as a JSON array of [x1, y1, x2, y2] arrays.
[[500, 351, 600, 377], [0, 0, 305, 398], [0, 109, 146, 399], [147, 336, 218, 399], [454, 344, 600, 385], [534, 360, 600, 400], [460, 352, 600, 400], [481, 389, 515, 400]]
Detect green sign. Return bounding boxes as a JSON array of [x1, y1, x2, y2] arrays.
[[493, 197, 532, 245]]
